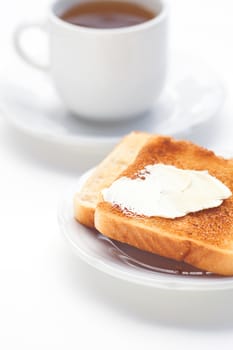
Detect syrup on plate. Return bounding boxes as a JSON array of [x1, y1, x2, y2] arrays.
[[97, 233, 220, 277]]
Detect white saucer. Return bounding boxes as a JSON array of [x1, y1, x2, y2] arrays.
[[58, 168, 233, 291], [0, 52, 224, 154]]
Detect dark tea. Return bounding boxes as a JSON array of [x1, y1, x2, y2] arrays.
[[60, 1, 156, 29]]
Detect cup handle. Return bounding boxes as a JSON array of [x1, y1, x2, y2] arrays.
[[13, 21, 49, 71]]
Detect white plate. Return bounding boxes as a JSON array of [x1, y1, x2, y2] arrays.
[[0, 52, 224, 154], [58, 169, 233, 291]]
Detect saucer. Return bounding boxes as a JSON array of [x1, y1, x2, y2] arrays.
[[0, 52, 224, 154], [59, 167, 233, 291]]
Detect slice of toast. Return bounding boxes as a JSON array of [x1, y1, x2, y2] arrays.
[[95, 136, 233, 276], [74, 131, 151, 228]]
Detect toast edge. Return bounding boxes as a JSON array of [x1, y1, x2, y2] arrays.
[[95, 203, 233, 276], [74, 131, 151, 228], [74, 195, 95, 228]]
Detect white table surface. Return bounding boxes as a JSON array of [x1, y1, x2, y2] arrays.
[[1, 0, 233, 349]]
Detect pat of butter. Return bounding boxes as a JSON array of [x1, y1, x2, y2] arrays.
[[102, 164, 232, 219]]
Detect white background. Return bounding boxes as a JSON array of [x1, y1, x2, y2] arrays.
[[1, 0, 233, 349]]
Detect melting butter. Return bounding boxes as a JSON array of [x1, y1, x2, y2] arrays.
[[102, 164, 232, 219]]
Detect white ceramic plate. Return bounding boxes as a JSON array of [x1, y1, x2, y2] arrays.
[[58, 168, 233, 291], [0, 52, 224, 154]]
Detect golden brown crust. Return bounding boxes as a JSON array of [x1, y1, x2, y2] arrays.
[[95, 136, 233, 275], [95, 203, 233, 276], [74, 199, 95, 228], [74, 131, 151, 227]]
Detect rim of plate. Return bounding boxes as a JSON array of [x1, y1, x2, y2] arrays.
[[0, 97, 119, 148], [0, 53, 225, 149], [58, 169, 233, 291]]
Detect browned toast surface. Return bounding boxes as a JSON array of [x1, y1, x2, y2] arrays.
[[74, 131, 151, 228], [95, 136, 233, 275]]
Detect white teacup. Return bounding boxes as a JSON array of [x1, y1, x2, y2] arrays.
[[14, 0, 168, 121]]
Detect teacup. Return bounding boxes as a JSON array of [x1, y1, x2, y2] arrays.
[[14, 0, 168, 121]]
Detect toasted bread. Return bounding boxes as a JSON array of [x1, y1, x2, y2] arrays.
[[95, 136, 233, 276], [74, 131, 151, 228]]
